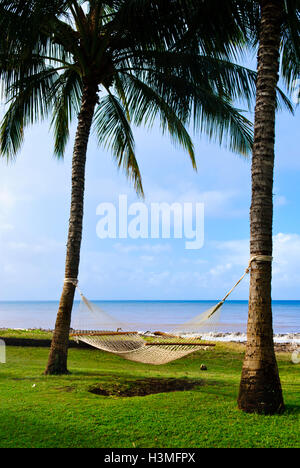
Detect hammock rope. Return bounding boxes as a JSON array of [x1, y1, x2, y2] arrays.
[[67, 256, 272, 365]]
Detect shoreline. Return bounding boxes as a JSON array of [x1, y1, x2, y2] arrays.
[[1, 328, 299, 353], [2, 328, 300, 343], [184, 331, 300, 344], [189, 332, 300, 353]]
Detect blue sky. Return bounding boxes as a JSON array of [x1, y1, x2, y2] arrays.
[[0, 75, 299, 301]]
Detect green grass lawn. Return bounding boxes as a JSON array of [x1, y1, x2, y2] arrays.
[[0, 333, 299, 448]]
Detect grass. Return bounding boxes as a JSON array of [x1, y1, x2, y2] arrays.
[[0, 328, 54, 339], [0, 331, 299, 448]]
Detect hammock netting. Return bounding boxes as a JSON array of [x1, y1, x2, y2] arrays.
[[71, 294, 221, 365]]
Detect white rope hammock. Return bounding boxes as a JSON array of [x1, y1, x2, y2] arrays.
[[70, 331, 216, 365], [67, 256, 272, 365]]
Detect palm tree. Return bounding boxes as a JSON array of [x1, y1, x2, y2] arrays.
[[0, 0, 257, 375], [237, 0, 300, 414]]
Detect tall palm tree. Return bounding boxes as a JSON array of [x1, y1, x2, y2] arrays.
[[0, 0, 258, 375], [237, 0, 300, 414]]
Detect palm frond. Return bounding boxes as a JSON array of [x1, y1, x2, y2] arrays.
[[0, 67, 59, 158], [51, 69, 82, 158], [116, 51, 258, 109], [192, 88, 253, 156], [118, 72, 196, 169], [280, 0, 300, 93], [94, 92, 144, 196]]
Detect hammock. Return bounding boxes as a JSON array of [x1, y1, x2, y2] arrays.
[[70, 330, 216, 365], [68, 256, 272, 365]]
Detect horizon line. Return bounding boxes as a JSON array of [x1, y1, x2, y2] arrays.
[[1, 299, 300, 303]]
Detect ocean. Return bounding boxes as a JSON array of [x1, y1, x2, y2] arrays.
[[0, 300, 299, 343]]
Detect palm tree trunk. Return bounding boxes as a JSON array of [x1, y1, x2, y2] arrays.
[[238, 0, 284, 414], [45, 82, 98, 375]]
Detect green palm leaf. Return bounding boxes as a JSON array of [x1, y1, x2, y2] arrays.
[[0, 67, 59, 158], [118, 72, 196, 168], [51, 69, 82, 158], [94, 92, 144, 196]]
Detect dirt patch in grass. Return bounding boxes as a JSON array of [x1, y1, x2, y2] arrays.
[[88, 378, 204, 397]]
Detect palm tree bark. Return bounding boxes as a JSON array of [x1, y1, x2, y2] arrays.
[[45, 81, 98, 375], [238, 0, 285, 414]]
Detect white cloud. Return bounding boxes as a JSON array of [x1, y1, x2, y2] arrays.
[[143, 184, 245, 219], [0, 235, 66, 299], [273, 233, 300, 277], [215, 232, 300, 276], [209, 233, 300, 299], [140, 255, 154, 262], [0, 188, 16, 211], [213, 238, 249, 267], [274, 195, 288, 207], [148, 270, 170, 286], [209, 262, 233, 277], [178, 189, 242, 218], [0, 189, 16, 237], [0, 223, 14, 233]]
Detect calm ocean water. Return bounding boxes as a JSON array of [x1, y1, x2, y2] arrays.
[[0, 301, 299, 342]]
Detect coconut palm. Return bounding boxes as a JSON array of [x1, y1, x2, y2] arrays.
[[236, 0, 300, 414], [0, 0, 259, 375]]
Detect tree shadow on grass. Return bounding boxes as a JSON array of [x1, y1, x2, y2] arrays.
[[283, 404, 300, 415]]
